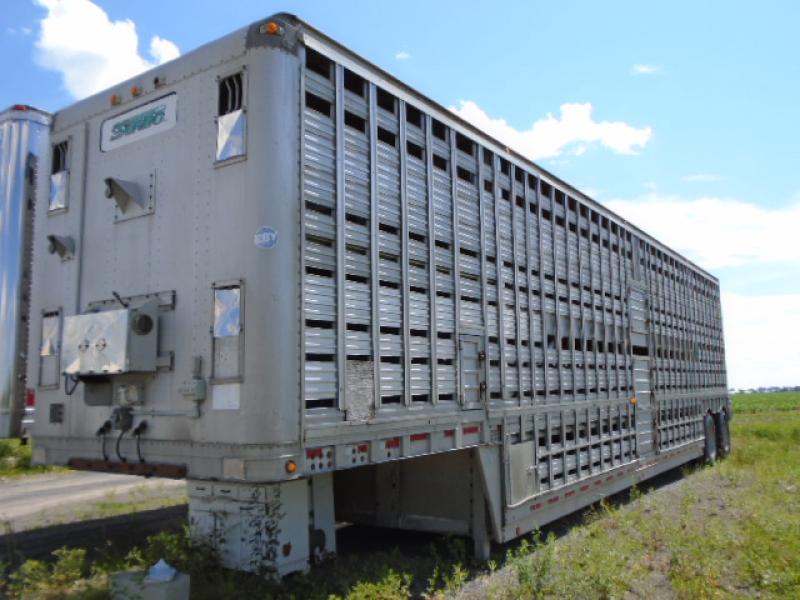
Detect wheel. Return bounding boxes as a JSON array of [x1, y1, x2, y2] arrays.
[[714, 410, 731, 458], [703, 413, 718, 465]]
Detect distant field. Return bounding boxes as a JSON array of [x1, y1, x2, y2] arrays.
[[732, 391, 800, 414]]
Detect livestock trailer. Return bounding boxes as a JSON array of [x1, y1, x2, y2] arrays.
[[1, 105, 50, 439], [29, 13, 730, 575]]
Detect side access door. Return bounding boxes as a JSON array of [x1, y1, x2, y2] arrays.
[[629, 285, 655, 458], [459, 335, 485, 410]]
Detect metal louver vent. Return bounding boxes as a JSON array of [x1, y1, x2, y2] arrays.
[[218, 73, 243, 116], [52, 140, 68, 174]]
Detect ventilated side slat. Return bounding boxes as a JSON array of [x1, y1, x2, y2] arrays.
[[305, 328, 336, 354], [378, 285, 402, 326], [409, 292, 430, 329], [345, 281, 371, 324], [435, 295, 455, 332], [304, 361, 337, 402], [346, 330, 372, 355], [303, 109, 336, 208], [460, 299, 482, 329], [377, 143, 401, 227], [410, 363, 431, 393], [432, 171, 453, 242], [304, 274, 336, 321], [406, 156, 428, 235]]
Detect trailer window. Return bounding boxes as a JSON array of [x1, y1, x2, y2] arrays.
[[49, 141, 69, 211], [216, 72, 246, 161], [212, 283, 244, 381], [39, 309, 61, 388], [213, 286, 241, 337]]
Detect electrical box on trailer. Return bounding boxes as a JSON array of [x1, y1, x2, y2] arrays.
[[61, 302, 159, 376]]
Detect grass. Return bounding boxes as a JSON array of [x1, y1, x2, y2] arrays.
[[470, 392, 800, 599], [2, 392, 799, 599], [731, 391, 800, 414], [0, 439, 66, 479]]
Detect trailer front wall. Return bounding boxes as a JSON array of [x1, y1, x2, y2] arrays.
[[29, 28, 306, 479]]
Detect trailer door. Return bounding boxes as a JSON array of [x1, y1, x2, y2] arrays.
[[629, 287, 654, 457]]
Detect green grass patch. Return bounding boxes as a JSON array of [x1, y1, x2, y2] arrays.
[[0, 439, 66, 479], [732, 391, 800, 414]]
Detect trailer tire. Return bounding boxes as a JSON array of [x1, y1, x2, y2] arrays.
[[703, 413, 718, 465], [715, 410, 731, 458]]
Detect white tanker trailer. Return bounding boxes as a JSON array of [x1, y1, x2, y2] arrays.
[[1, 105, 50, 440]]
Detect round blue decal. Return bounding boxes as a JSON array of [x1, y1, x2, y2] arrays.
[[254, 226, 278, 249]]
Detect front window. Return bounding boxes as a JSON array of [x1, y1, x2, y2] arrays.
[[49, 140, 69, 211], [216, 72, 246, 161]]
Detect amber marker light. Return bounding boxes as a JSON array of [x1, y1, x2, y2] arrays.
[[261, 21, 282, 35], [630, 397, 638, 405], [130, 85, 142, 97], [110, 94, 122, 106], [285, 459, 297, 474]]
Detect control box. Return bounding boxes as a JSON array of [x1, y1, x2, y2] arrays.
[[61, 302, 158, 376]]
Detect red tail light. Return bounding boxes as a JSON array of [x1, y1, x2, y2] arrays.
[[12, 104, 31, 112], [25, 388, 36, 407]]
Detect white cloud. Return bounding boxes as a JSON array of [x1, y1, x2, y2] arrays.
[[605, 193, 800, 389], [605, 194, 800, 270], [632, 64, 659, 75], [681, 174, 723, 183], [34, 0, 180, 99], [722, 292, 800, 389], [394, 51, 411, 60], [450, 100, 653, 160], [149, 36, 180, 65], [7, 26, 33, 35]]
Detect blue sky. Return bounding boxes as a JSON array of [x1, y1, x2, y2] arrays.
[[2, 1, 798, 388]]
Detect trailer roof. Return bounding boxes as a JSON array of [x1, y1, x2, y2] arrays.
[[0, 105, 50, 126]]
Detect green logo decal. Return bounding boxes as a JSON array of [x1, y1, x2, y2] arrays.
[[110, 104, 167, 141]]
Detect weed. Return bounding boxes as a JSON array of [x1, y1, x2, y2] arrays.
[[0, 439, 64, 478]]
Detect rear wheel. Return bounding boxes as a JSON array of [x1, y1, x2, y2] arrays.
[[715, 410, 731, 458], [703, 413, 718, 465]]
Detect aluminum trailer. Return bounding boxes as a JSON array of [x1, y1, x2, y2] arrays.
[[29, 13, 730, 575], [1, 105, 50, 439]]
